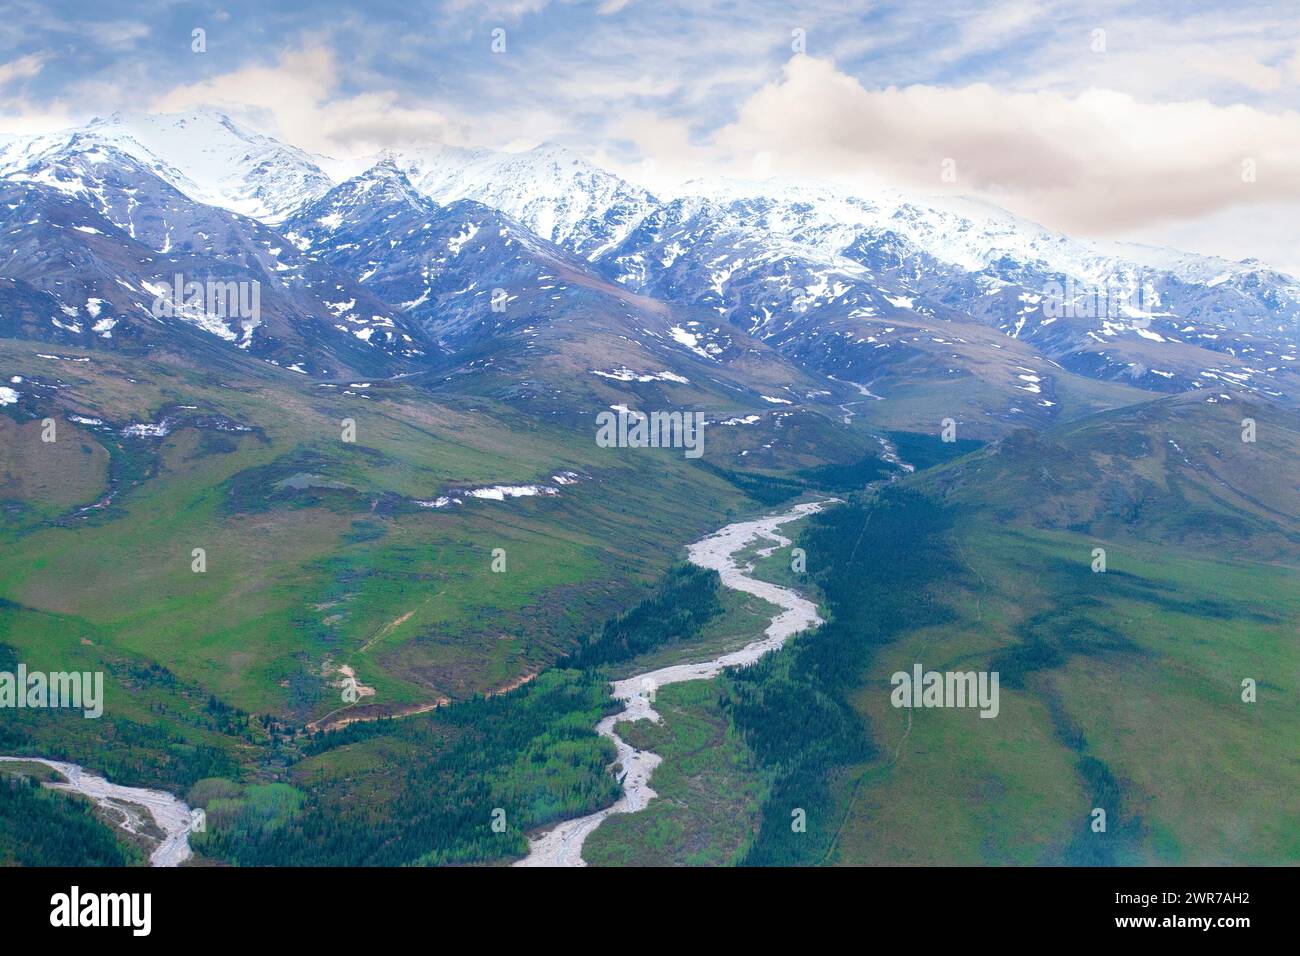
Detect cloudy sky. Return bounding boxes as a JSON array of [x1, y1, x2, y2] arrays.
[[3, 0, 1300, 273]]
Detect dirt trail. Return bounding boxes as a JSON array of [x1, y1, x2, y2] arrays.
[[306, 671, 539, 733]]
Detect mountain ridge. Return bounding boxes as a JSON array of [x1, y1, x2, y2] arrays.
[[2, 109, 1296, 436]]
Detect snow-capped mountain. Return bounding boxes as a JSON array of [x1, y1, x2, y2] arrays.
[[0, 111, 334, 223], [2, 108, 1297, 424], [365, 139, 1300, 402], [391, 143, 658, 259], [560, 174, 1297, 402], [284, 158, 596, 349], [0, 132, 432, 377], [283, 158, 822, 424]]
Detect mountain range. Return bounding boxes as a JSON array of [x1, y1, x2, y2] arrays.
[[2, 109, 1296, 440]]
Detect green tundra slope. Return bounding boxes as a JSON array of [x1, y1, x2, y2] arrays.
[[0, 332, 886, 863], [580, 392, 1299, 866]]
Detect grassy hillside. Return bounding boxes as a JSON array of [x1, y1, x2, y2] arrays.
[[916, 391, 1300, 558], [0, 332, 875, 863], [0, 339, 764, 726], [575, 395, 1298, 866], [828, 518, 1298, 865], [788, 397, 1297, 864]]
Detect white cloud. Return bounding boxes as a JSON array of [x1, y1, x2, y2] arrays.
[[709, 56, 1300, 238], [442, 0, 555, 21], [0, 56, 76, 135], [92, 21, 150, 51], [0, 53, 45, 87], [1122, 200, 1300, 277], [151, 45, 464, 156]]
